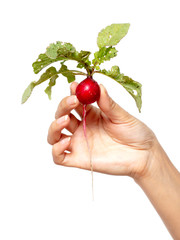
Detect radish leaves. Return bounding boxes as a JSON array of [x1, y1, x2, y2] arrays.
[[22, 23, 142, 112], [44, 75, 58, 100], [97, 23, 130, 48], [22, 82, 36, 104], [92, 47, 118, 67], [98, 66, 142, 112], [59, 64, 76, 83]]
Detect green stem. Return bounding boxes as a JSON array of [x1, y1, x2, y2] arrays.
[[93, 70, 109, 78], [58, 56, 91, 76], [59, 70, 87, 76], [90, 60, 101, 78], [93, 70, 116, 80], [35, 70, 87, 86]]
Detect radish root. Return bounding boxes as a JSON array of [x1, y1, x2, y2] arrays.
[[83, 104, 94, 201]]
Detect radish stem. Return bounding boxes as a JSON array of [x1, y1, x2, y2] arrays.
[[82, 104, 94, 201]]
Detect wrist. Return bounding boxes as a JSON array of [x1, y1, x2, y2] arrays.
[[134, 137, 180, 189], [134, 138, 169, 184], [133, 138, 180, 240]]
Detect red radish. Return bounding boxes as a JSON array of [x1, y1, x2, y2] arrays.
[[75, 76, 100, 105], [75, 76, 100, 200]]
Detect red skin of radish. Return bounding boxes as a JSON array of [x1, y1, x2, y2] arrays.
[[75, 77, 100, 105]]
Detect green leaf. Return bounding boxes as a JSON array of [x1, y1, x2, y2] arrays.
[[46, 43, 59, 59], [97, 23, 130, 48], [22, 67, 58, 103], [36, 66, 58, 85], [76, 50, 91, 70], [21, 81, 36, 104], [32, 42, 92, 75], [78, 50, 91, 61], [32, 42, 77, 74], [32, 53, 61, 74], [120, 76, 142, 112], [59, 64, 76, 83], [76, 62, 84, 69], [98, 66, 142, 112], [46, 41, 76, 59], [92, 46, 118, 66], [100, 66, 123, 80], [44, 75, 59, 99]]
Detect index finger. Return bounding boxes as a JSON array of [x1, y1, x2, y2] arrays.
[[55, 94, 79, 119]]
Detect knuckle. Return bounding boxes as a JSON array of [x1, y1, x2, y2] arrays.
[[109, 97, 117, 111], [51, 121, 57, 133], [47, 122, 56, 145], [61, 97, 69, 110], [47, 127, 52, 145], [52, 145, 59, 164], [52, 144, 58, 157], [53, 158, 59, 165], [59, 99, 65, 110], [55, 98, 68, 119], [47, 135, 51, 145], [55, 110, 59, 119]]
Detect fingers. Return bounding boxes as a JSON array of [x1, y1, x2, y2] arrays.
[[52, 136, 71, 165], [70, 81, 78, 95], [52, 140, 89, 169], [55, 94, 79, 119], [47, 115, 70, 145], [97, 84, 133, 124], [67, 113, 80, 133], [48, 113, 80, 145], [52, 90, 81, 143]]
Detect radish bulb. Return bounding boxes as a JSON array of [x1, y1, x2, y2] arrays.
[[75, 76, 100, 105], [76, 76, 100, 200]]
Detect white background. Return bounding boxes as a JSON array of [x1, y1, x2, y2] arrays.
[[0, 0, 180, 239]]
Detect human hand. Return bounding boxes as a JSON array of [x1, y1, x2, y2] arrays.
[[47, 82, 156, 179]]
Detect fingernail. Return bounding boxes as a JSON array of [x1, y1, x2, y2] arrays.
[[67, 95, 77, 105], [57, 115, 68, 124], [61, 137, 71, 144]]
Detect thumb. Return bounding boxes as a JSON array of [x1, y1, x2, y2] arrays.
[[97, 84, 133, 124]]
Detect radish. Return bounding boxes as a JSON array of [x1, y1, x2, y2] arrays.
[[75, 76, 100, 105], [75, 76, 100, 199], [22, 23, 142, 200]]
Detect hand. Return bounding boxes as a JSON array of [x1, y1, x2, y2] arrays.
[[47, 82, 156, 179]]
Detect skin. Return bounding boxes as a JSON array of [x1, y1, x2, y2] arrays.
[[47, 82, 180, 240]]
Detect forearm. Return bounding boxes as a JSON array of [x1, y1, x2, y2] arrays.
[[135, 141, 180, 240]]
